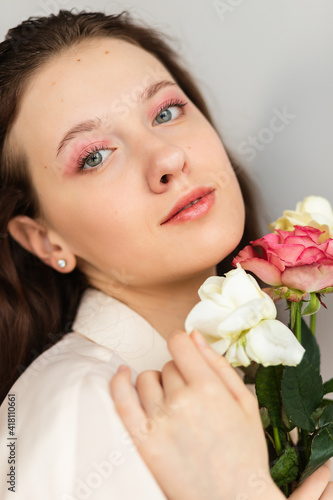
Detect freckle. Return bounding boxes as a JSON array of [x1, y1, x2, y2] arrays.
[[77, 58, 81, 62], [44, 165, 47, 169], [105, 50, 109, 54]]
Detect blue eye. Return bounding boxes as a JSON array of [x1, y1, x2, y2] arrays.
[[153, 99, 187, 125], [78, 147, 112, 172], [155, 106, 180, 124]]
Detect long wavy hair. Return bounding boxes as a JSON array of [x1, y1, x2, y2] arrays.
[[0, 10, 260, 404]]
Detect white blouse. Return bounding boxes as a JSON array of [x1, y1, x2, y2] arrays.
[[0, 288, 173, 499]]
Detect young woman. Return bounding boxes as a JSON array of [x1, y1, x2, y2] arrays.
[[0, 10, 331, 500]]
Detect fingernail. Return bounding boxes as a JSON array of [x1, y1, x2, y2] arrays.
[[117, 364, 129, 373], [192, 330, 208, 347]]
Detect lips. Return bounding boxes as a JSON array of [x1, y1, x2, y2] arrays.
[[161, 187, 215, 225]]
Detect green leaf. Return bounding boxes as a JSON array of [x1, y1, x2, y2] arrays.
[[323, 378, 333, 395], [302, 293, 321, 315], [317, 286, 333, 294], [300, 319, 320, 371], [299, 424, 333, 483], [319, 405, 333, 427], [281, 358, 323, 431], [256, 366, 283, 428], [270, 443, 299, 487], [281, 406, 295, 431], [313, 400, 333, 425], [260, 407, 270, 428], [312, 405, 326, 423]]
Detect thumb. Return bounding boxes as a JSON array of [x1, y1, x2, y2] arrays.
[[289, 461, 331, 500]]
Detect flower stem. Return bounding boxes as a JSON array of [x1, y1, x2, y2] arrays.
[[290, 302, 297, 330], [310, 313, 317, 336], [273, 426, 282, 455], [295, 302, 302, 343]]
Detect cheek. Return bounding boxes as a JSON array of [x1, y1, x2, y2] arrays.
[[45, 181, 146, 264], [191, 117, 228, 154], [193, 128, 234, 178], [220, 183, 245, 235]]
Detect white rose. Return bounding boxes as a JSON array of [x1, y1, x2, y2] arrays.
[[269, 195, 333, 238], [185, 265, 305, 367]]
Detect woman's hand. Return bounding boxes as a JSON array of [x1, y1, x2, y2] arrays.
[[289, 462, 332, 499], [110, 330, 332, 500], [110, 329, 284, 500]]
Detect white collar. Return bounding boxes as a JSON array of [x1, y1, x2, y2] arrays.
[[72, 288, 173, 373]]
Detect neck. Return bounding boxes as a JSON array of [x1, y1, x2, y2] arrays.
[[90, 267, 216, 340]]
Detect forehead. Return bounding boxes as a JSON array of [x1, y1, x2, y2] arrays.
[[33, 37, 169, 88], [11, 38, 172, 145]]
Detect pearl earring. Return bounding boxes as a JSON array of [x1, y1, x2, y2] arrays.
[[57, 259, 67, 269]]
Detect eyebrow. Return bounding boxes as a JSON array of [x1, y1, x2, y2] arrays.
[[56, 79, 177, 157], [140, 79, 177, 102]]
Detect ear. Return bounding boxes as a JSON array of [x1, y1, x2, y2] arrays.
[[8, 215, 76, 273]]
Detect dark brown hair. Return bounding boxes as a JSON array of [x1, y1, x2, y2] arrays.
[[0, 10, 260, 404]]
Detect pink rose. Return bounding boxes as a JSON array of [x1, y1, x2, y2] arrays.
[[232, 226, 333, 293]]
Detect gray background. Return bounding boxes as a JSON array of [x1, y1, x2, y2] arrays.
[[1, 1, 332, 385]]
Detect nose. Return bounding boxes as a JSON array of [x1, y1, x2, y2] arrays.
[[145, 138, 189, 193]]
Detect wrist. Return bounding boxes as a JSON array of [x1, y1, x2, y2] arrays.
[[250, 482, 285, 500], [240, 473, 285, 500]]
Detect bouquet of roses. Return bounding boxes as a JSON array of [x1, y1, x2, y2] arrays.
[[185, 196, 333, 496]]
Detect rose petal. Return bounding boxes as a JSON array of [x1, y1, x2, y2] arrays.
[[264, 252, 285, 272], [297, 196, 333, 224], [225, 338, 252, 367], [198, 276, 224, 298], [198, 276, 234, 308], [185, 300, 232, 338], [282, 263, 333, 292], [282, 235, 316, 247], [209, 338, 231, 356], [252, 233, 280, 252], [217, 297, 276, 337], [295, 246, 328, 265], [266, 244, 305, 265], [232, 245, 261, 262], [292, 226, 325, 244], [220, 266, 268, 308], [323, 238, 333, 255], [235, 258, 282, 286], [269, 212, 312, 232], [245, 319, 305, 367]]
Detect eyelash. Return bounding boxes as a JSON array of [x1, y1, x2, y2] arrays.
[[76, 98, 188, 173], [77, 144, 109, 173], [154, 98, 188, 121]]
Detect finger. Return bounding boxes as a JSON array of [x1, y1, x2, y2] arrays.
[[136, 370, 164, 415], [167, 330, 226, 386], [290, 462, 331, 500], [161, 360, 186, 396], [110, 365, 148, 441], [190, 330, 256, 407], [320, 481, 333, 499]]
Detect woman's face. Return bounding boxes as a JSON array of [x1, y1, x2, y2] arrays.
[[10, 38, 245, 289]]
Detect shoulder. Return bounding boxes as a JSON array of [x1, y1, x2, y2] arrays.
[[0, 333, 166, 499], [0, 332, 127, 431]]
